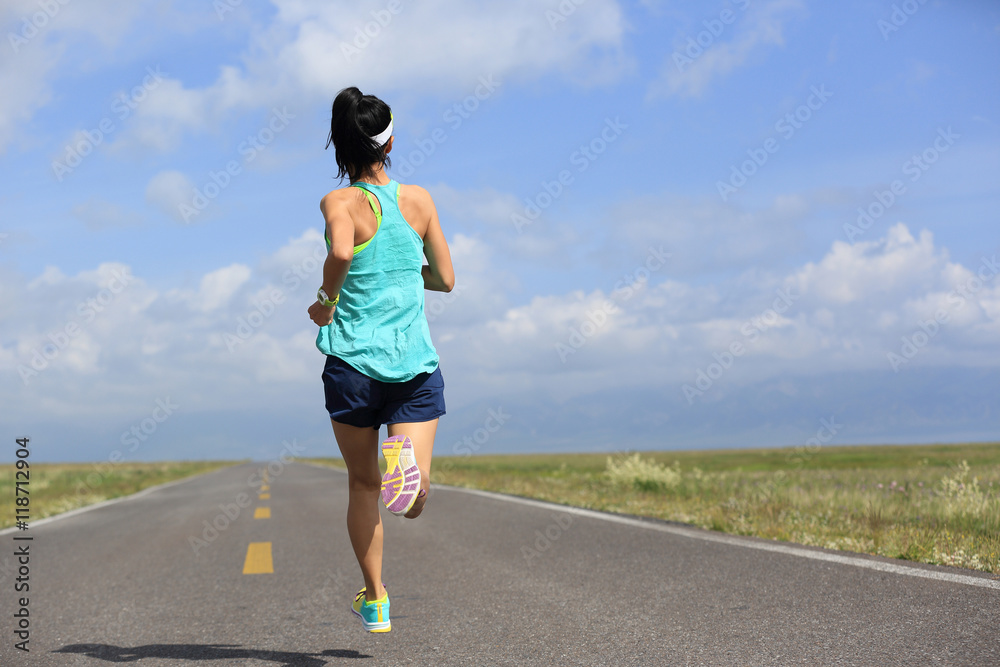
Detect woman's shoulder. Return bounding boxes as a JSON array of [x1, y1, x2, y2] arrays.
[[320, 184, 369, 213], [396, 182, 434, 211], [396, 181, 428, 195]]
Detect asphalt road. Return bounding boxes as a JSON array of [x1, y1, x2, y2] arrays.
[[1, 461, 997, 666]]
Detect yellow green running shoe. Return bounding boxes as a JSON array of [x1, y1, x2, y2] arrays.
[[351, 588, 390, 633], [380, 435, 421, 515]]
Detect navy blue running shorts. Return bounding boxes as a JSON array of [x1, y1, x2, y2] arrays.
[[322, 355, 446, 429]]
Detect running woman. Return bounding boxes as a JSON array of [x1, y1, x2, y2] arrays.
[[308, 87, 455, 633]]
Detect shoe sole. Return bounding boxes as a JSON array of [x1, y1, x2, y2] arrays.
[[381, 435, 421, 516], [351, 605, 391, 632]]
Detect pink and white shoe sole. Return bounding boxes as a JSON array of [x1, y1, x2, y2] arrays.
[[380, 435, 421, 515]]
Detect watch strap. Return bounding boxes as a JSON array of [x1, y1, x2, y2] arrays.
[[318, 288, 339, 308]]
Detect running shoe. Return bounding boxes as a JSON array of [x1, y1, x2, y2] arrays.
[[380, 435, 421, 515], [351, 588, 391, 633]]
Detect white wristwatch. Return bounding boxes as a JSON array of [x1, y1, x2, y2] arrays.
[[317, 287, 339, 307]]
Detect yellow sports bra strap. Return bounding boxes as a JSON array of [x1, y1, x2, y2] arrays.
[[351, 184, 382, 224]]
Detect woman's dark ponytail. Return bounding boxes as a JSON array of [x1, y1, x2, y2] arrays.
[[327, 87, 392, 182]]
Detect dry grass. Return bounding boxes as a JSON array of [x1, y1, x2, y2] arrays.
[[0, 460, 239, 530]]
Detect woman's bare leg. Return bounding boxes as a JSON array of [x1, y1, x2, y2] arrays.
[[387, 418, 438, 519], [331, 419, 385, 602]]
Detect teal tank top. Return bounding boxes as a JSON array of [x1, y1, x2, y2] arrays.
[[315, 180, 439, 382]]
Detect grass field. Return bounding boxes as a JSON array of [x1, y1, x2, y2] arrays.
[[6, 444, 997, 575], [302, 441, 1000, 575], [0, 460, 239, 530]]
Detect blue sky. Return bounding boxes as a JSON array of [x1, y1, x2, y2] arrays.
[[2, 0, 999, 464]]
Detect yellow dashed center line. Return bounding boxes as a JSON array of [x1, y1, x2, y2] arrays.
[[241, 469, 275, 574], [243, 542, 274, 574]]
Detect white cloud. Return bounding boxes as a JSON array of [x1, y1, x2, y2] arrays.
[[273, 0, 627, 94], [593, 191, 810, 277], [650, 0, 805, 99], [194, 264, 253, 313], [425, 232, 515, 328], [431, 183, 597, 266], [259, 228, 326, 278], [144, 169, 194, 222], [113, 78, 211, 152], [0, 235, 325, 427], [791, 224, 941, 305], [2, 1, 628, 155], [430, 222, 1000, 412], [430, 183, 521, 229], [0, 41, 61, 153], [101, 0, 630, 153], [0, 0, 158, 152], [2, 220, 997, 457], [110, 68, 260, 154]]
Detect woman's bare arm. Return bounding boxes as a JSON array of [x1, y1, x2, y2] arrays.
[[415, 187, 454, 293], [308, 193, 355, 326]]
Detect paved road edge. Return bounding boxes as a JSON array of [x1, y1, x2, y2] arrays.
[[0, 461, 248, 536]]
